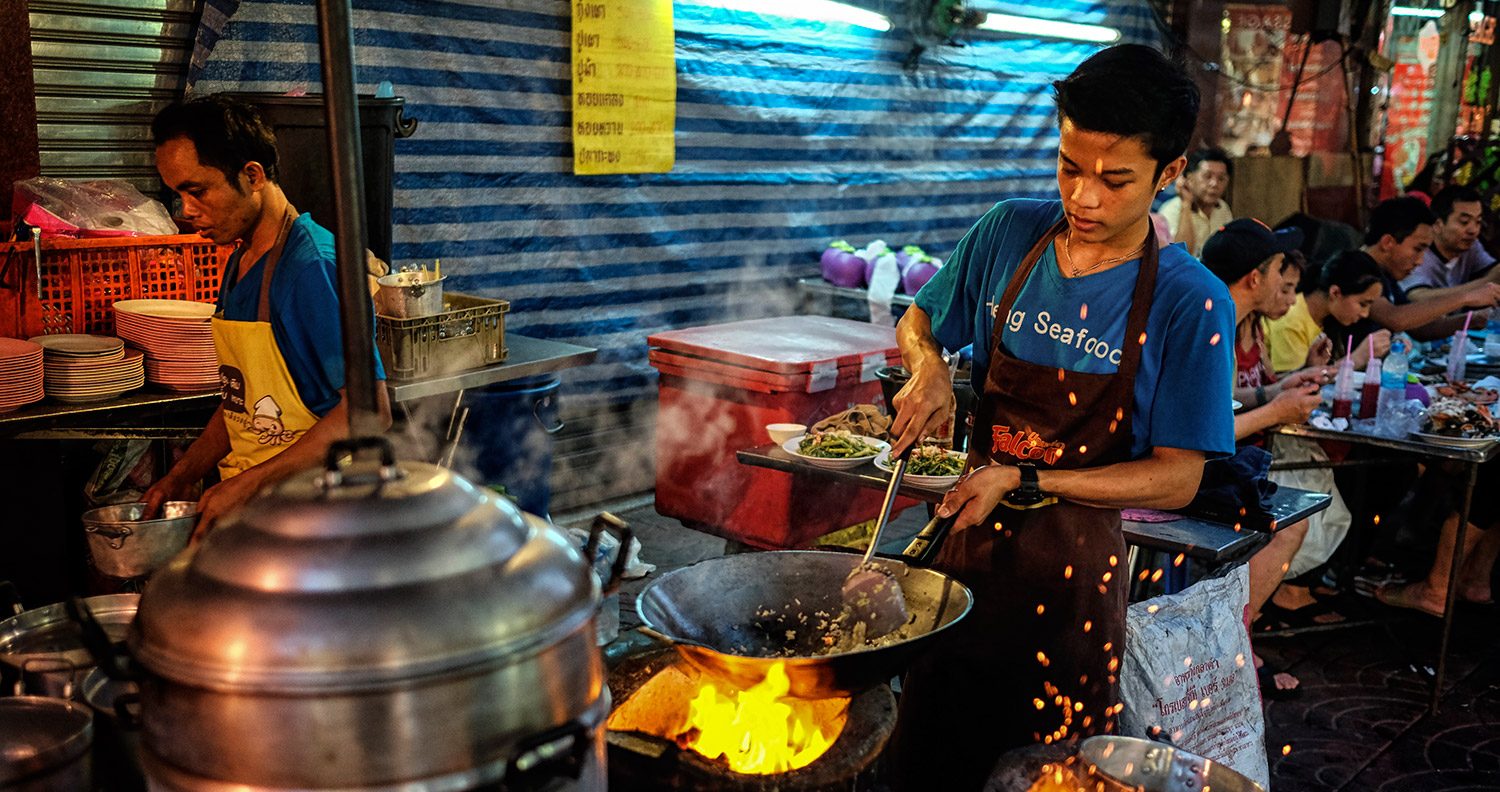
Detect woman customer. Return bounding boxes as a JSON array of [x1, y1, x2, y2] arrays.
[[1266, 250, 1391, 374]]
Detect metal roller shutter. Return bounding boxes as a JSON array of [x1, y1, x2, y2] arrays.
[[30, 0, 198, 193]]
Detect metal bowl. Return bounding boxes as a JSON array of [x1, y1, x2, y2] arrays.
[[81, 502, 197, 579], [1078, 736, 1264, 792]]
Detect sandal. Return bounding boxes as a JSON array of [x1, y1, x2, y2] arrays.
[[1256, 662, 1302, 701], [1255, 601, 1348, 632], [1374, 582, 1445, 618]]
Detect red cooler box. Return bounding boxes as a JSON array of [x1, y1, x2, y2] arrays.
[[649, 316, 914, 548]]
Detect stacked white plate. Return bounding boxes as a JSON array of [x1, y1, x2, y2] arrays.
[[0, 338, 45, 413], [30, 334, 145, 404], [113, 299, 219, 392]]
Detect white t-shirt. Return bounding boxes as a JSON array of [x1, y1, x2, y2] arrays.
[[1160, 196, 1235, 258]]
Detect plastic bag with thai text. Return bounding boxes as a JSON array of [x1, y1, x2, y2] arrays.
[[1119, 565, 1270, 790]]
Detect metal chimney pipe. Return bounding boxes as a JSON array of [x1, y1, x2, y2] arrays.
[[313, 0, 382, 438]]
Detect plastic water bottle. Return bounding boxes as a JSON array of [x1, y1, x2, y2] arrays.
[[1376, 336, 1411, 432], [1485, 315, 1500, 360]]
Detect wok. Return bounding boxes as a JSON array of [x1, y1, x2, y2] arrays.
[[636, 549, 971, 699]]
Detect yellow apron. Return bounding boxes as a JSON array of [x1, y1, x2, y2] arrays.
[[213, 211, 320, 480]]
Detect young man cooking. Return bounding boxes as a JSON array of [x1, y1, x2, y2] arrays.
[[142, 95, 392, 537], [1402, 184, 1500, 298], [885, 45, 1236, 788]]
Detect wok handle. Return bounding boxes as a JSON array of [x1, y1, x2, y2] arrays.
[[901, 512, 956, 568], [0, 580, 21, 617], [65, 597, 134, 681], [584, 512, 633, 597]]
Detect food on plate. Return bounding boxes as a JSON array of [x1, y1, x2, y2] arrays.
[[1435, 381, 1500, 405], [1422, 396, 1498, 438], [908, 444, 964, 477], [797, 430, 881, 459]]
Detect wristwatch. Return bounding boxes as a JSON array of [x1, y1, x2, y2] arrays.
[[1003, 463, 1046, 507]]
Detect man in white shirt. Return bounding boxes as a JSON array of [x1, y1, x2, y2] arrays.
[[1403, 184, 1499, 300], [1159, 147, 1235, 258]]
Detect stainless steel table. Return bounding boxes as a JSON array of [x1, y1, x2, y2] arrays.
[[0, 334, 597, 440], [1273, 422, 1500, 713], [734, 443, 1329, 565]]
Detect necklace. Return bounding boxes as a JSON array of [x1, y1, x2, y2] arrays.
[[1062, 229, 1145, 278]]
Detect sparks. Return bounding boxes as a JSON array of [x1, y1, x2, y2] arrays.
[[1151, 568, 1164, 583], [1235, 653, 1246, 667], [1068, 391, 1078, 406], [1034, 698, 1046, 710], [1209, 332, 1221, 346], [1037, 604, 1046, 615], [1109, 554, 1118, 567], [1101, 572, 1112, 583], [1083, 620, 1093, 632], [1138, 331, 1147, 345], [1080, 303, 1089, 320], [1173, 553, 1185, 567], [1282, 744, 1292, 756], [1078, 444, 1088, 455], [1064, 565, 1074, 579], [1373, 514, 1381, 526], [1037, 651, 1051, 666], [1183, 656, 1193, 667], [1057, 368, 1066, 382], [1205, 297, 1214, 311]]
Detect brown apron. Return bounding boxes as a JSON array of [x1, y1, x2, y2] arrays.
[[888, 219, 1159, 789]]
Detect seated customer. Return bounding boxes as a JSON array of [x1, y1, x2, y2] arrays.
[[1336, 197, 1500, 349], [1159, 147, 1234, 258], [1377, 470, 1500, 616], [1266, 251, 1390, 374], [1202, 222, 1352, 696], [1402, 185, 1498, 299]]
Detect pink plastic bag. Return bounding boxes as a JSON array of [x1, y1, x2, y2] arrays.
[[13, 177, 178, 238]]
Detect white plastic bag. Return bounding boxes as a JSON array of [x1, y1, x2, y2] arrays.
[[1119, 565, 1270, 790], [14, 177, 178, 238]]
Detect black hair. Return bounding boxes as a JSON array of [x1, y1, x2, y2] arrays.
[[1052, 44, 1200, 177], [1317, 250, 1383, 297], [152, 95, 279, 188], [1186, 148, 1233, 180], [1364, 196, 1436, 246], [1430, 184, 1484, 223], [1281, 248, 1306, 277]]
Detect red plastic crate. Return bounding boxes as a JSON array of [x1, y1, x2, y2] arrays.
[[649, 316, 915, 549], [0, 234, 232, 338]]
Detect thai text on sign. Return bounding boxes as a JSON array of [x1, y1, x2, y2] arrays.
[[571, 0, 676, 174]]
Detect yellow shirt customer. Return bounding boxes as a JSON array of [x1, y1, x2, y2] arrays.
[[1265, 293, 1322, 373]]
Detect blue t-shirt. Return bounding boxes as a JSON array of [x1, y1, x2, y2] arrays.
[[217, 213, 385, 417], [915, 199, 1236, 459]]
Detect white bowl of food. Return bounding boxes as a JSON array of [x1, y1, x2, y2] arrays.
[[874, 445, 967, 489], [781, 431, 888, 470], [766, 423, 807, 445]]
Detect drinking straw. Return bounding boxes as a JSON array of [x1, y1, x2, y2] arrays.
[[1465, 309, 1474, 330], [1346, 334, 1353, 359]]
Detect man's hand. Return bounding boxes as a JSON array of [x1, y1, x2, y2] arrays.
[[191, 470, 268, 542], [142, 473, 196, 519], [1270, 383, 1322, 426], [1462, 282, 1500, 310], [1466, 308, 1492, 330], [1174, 174, 1194, 206], [1305, 334, 1333, 368], [889, 368, 953, 457], [1280, 367, 1330, 390], [935, 465, 1021, 531]]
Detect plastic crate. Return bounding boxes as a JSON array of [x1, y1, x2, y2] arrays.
[[0, 234, 231, 339], [376, 293, 510, 381]]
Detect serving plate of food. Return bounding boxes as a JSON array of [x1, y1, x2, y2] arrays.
[[874, 444, 967, 488], [1411, 396, 1500, 448], [782, 430, 888, 470], [1434, 381, 1500, 405]]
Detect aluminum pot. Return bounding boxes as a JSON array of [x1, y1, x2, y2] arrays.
[[377, 270, 445, 318], [81, 668, 144, 792], [0, 682, 94, 792], [0, 584, 137, 700], [114, 437, 626, 791], [81, 502, 197, 579]]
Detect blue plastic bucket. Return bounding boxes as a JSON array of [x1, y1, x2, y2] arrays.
[[464, 375, 563, 517]]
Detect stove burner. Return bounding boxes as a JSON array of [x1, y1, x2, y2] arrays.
[[605, 649, 894, 791]]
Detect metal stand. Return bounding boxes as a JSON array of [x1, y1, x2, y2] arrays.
[[1432, 460, 1479, 715]]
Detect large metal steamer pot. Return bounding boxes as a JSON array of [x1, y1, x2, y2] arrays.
[[124, 439, 625, 792], [0, 584, 138, 700], [0, 683, 94, 792]]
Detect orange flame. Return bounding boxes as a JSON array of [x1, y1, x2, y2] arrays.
[[680, 662, 848, 775]]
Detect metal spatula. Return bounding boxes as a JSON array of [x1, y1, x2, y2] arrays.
[[841, 446, 912, 639]]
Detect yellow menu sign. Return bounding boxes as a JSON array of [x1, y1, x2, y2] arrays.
[[572, 0, 676, 174]]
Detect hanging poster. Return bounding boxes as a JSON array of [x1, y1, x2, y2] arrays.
[[1379, 21, 1438, 198], [1219, 5, 1293, 156], [571, 0, 677, 174], [1276, 37, 1348, 157]]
